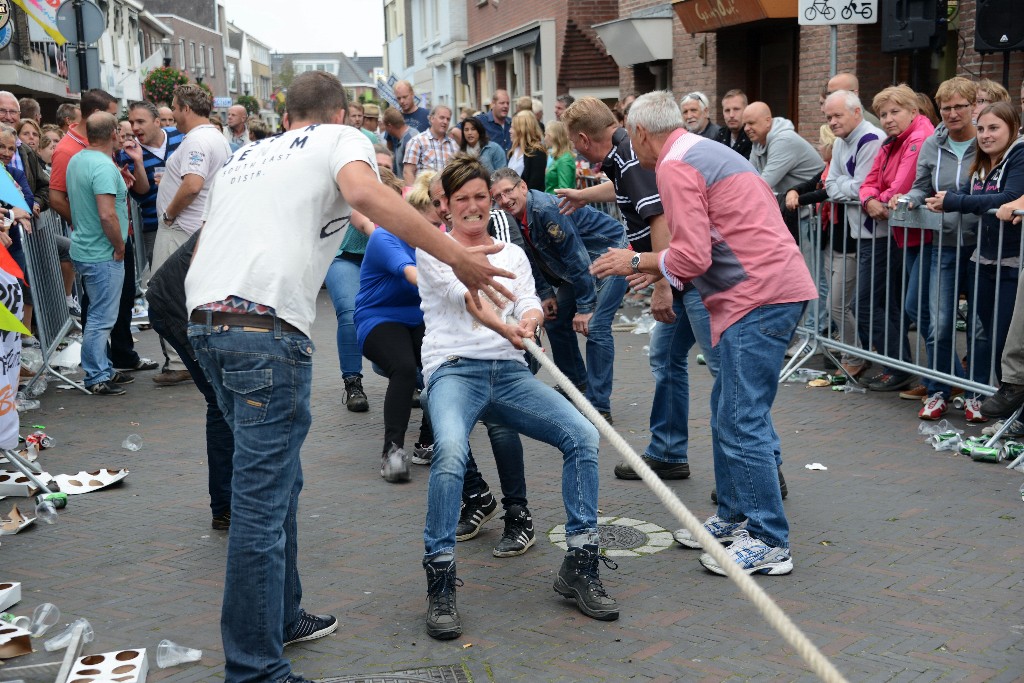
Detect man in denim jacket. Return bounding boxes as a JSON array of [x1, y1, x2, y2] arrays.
[[491, 167, 628, 421]]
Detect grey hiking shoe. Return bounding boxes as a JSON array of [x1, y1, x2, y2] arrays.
[[424, 559, 462, 640], [344, 375, 368, 412]]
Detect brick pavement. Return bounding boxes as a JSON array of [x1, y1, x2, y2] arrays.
[[2, 292, 1023, 682]]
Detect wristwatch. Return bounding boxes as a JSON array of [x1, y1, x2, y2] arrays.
[[630, 253, 641, 274], [162, 212, 175, 224]]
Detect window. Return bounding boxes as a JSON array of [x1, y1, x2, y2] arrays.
[[199, 43, 205, 70], [228, 62, 237, 91], [178, 39, 185, 68], [208, 47, 215, 76], [190, 41, 197, 70]]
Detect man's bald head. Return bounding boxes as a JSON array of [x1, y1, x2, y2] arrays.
[[828, 73, 859, 94], [85, 111, 118, 146], [741, 102, 773, 145]]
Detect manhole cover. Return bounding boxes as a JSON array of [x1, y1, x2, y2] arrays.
[[320, 664, 468, 682], [548, 516, 674, 556]]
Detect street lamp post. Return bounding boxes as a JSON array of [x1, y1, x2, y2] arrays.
[[195, 66, 205, 85]]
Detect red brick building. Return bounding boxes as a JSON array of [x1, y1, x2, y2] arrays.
[[602, 0, 1023, 141], [463, 0, 621, 121]]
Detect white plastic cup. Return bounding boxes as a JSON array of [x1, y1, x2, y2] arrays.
[[35, 500, 58, 525], [122, 434, 143, 451], [156, 638, 203, 668], [43, 617, 93, 651], [29, 602, 60, 637]]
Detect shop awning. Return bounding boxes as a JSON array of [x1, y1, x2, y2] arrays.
[[593, 8, 674, 67], [672, 0, 796, 33], [461, 26, 541, 81]]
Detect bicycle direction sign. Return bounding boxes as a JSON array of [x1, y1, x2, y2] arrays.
[[798, 0, 877, 25]]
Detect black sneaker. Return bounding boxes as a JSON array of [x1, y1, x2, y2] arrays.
[[284, 609, 338, 646], [614, 454, 690, 480], [88, 381, 125, 396], [597, 411, 613, 425], [424, 559, 462, 640], [553, 544, 619, 621], [411, 442, 433, 466], [212, 511, 230, 531], [344, 376, 368, 412], [711, 466, 787, 504], [866, 372, 914, 392], [455, 489, 497, 540], [115, 358, 159, 372], [981, 382, 1024, 419], [282, 676, 315, 683], [412, 388, 422, 408], [110, 371, 135, 384], [492, 505, 535, 557], [380, 443, 410, 483]]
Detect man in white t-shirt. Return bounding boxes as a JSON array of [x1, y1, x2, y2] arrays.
[[154, 85, 232, 385], [155, 85, 231, 271], [184, 70, 516, 683]]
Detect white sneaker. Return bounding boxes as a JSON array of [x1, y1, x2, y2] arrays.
[[699, 530, 793, 576], [673, 515, 744, 549], [964, 397, 988, 423], [919, 393, 948, 420]]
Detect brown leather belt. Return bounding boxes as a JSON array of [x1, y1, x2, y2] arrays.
[[189, 310, 302, 335]]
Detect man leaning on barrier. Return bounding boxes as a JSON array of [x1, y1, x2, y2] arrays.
[[983, 195, 1024, 420], [591, 91, 816, 577]]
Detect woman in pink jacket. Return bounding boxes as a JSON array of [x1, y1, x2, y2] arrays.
[[858, 84, 935, 392]]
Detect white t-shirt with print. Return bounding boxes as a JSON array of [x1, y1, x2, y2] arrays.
[[417, 236, 542, 383], [186, 124, 377, 337], [156, 123, 231, 234]]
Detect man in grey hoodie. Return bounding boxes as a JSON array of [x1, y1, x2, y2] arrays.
[[823, 90, 884, 378], [744, 102, 826, 335], [900, 77, 978, 420]]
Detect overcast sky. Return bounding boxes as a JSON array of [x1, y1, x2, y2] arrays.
[[220, 0, 387, 57]]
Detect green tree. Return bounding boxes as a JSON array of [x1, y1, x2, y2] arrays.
[[236, 95, 260, 116]]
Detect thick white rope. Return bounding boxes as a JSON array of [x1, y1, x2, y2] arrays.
[[522, 337, 849, 683]]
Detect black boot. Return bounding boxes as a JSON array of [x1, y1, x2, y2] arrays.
[[424, 559, 463, 639], [553, 544, 619, 621], [344, 375, 368, 412]]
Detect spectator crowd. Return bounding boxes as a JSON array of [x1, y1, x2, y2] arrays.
[[3, 68, 1024, 683]]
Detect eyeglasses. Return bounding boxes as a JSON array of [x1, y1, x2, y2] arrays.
[[492, 186, 519, 202], [0, 109, 20, 117], [939, 103, 971, 115]]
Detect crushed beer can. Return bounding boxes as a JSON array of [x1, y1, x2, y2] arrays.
[[25, 431, 54, 449], [960, 436, 1001, 462]]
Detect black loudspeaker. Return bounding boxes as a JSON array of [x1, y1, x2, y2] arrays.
[[974, 0, 1024, 53], [881, 0, 948, 53]]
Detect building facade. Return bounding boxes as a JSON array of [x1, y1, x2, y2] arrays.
[[464, 0, 620, 121], [603, 0, 1024, 141], [149, 0, 227, 99]]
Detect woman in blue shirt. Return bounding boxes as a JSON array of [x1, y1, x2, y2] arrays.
[[458, 117, 506, 175], [354, 221, 432, 483]]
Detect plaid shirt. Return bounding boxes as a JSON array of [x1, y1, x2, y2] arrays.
[[403, 130, 458, 174]]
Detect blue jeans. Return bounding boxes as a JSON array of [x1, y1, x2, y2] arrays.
[[645, 287, 717, 464], [903, 243, 932, 361], [799, 212, 829, 332], [969, 262, 1018, 388], [857, 237, 909, 374], [189, 321, 314, 683], [712, 302, 804, 549], [544, 275, 628, 413], [150, 311, 233, 517], [324, 256, 363, 378], [74, 259, 124, 387], [924, 239, 969, 397], [424, 358, 599, 560]]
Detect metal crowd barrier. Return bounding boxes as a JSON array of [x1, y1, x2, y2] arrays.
[[781, 202, 1024, 447], [20, 210, 87, 395], [576, 172, 622, 221]]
